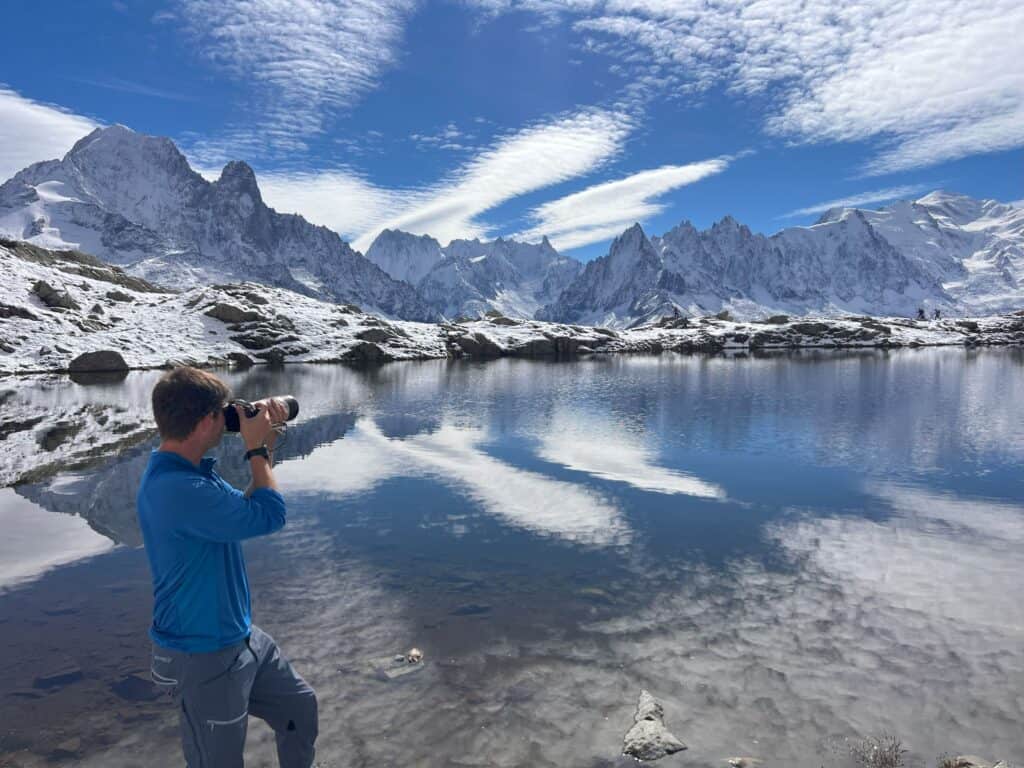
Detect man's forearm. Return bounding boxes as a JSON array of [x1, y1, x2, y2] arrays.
[[244, 444, 278, 496]]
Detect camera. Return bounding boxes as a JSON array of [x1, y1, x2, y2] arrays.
[[223, 396, 299, 432]]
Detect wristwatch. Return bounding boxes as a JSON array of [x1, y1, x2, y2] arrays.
[[244, 446, 271, 462]]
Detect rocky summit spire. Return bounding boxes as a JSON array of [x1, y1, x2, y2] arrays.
[[213, 160, 263, 205]]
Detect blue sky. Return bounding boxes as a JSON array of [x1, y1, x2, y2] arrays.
[[1, 0, 1021, 261]]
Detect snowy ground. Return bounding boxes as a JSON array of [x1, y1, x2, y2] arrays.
[[2, 238, 1023, 381]]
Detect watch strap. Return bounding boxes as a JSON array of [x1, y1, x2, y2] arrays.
[[244, 445, 270, 462]]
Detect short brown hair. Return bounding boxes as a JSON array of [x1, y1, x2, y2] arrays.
[[152, 367, 231, 440]]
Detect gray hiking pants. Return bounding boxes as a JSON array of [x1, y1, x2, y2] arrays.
[[150, 625, 318, 768]]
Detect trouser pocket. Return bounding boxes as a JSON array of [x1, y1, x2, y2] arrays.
[[150, 646, 181, 693]]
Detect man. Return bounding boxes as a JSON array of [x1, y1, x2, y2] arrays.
[[138, 366, 318, 767]]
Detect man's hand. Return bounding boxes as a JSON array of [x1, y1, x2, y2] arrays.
[[235, 403, 274, 451], [251, 398, 288, 451], [236, 401, 283, 494]]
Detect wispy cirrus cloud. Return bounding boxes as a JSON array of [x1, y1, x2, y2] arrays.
[[0, 87, 98, 183], [466, 0, 1024, 175], [177, 0, 416, 159], [258, 107, 633, 251], [779, 184, 931, 220], [73, 76, 191, 101], [517, 155, 735, 251]]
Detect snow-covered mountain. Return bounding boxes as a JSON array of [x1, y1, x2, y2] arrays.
[[364, 229, 446, 286], [0, 126, 435, 320], [367, 229, 581, 318], [539, 192, 1024, 326]]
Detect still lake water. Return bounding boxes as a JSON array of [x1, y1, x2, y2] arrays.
[[1, 350, 1022, 767]]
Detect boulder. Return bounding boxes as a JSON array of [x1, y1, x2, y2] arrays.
[[32, 280, 80, 310], [226, 352, 255, 368], [519, 335, 583, 357], [231, 330, 299, 350], [343, 341, 394, 364], [242, 291, 269, 306], [204, 302, 265, 324], [790, 322, 832, 336], [450, 333, 504, 358], [105, 290, 133, 302], [0, 302, 39, 320], [356, 327, 405, 344], [256, 348, 287, 366], [622, 690, 687, 761], [68, 350, 129, 373], [489, 315, 520, 326], [764, 315, 789, 324]]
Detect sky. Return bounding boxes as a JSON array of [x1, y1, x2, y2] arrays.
[[0, 0, 1022, 261]]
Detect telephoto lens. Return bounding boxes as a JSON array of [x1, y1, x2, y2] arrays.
[[223, 396, 300, 432]]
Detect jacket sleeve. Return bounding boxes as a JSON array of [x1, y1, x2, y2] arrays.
[[170, 474, 287, 542]]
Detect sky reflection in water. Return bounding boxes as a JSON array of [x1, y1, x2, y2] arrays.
[[0, 349, 1022, 767]]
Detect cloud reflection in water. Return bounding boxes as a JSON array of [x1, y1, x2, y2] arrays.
[[535, 414, 725, 499], [283, 418, 630, 548]]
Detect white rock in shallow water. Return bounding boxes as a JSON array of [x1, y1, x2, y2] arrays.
[[622, 689, 687, 761]]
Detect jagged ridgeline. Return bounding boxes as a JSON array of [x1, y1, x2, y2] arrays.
[[1, 125, 1022, 327], [0, 126, 434, 321]]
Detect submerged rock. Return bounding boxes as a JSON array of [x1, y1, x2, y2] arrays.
[[622, 689, 687, 761]]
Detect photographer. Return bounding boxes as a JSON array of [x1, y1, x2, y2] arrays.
[[138, 366, 318, 768]]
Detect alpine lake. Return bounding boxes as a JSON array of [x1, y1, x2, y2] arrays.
[[1, 349, 1022, 767]]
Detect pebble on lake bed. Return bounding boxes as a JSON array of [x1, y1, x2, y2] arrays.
[[366, 648, 427, 680]]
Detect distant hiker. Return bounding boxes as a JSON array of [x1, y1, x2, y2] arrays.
[[933, 308, 942, 320], [138, 367, 318, 768], [672, 306, 680, 318], [917, 307, 926, 320]]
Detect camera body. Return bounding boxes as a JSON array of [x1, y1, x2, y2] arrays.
[[223, 396, 299, 432]]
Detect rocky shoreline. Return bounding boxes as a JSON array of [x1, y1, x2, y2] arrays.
[[2, 238, 1024, 376]]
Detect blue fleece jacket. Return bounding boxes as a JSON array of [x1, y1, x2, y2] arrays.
[[137, 450, 286, 652]]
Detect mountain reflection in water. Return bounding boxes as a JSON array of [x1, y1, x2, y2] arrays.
[[0, 350, 1021, 767]]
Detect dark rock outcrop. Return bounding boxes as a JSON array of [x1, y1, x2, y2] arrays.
[[68, 350, 129, 373], [204, 302, 265, 324], [32, 280, 80, 310]]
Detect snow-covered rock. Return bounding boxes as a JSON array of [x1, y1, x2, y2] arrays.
[[0, 126, 435, 320], [539, 192, 1024, 327], [367, 230, 581, 319]]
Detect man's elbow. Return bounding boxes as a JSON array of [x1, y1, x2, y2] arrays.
[[251, 490, 287, 534]]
